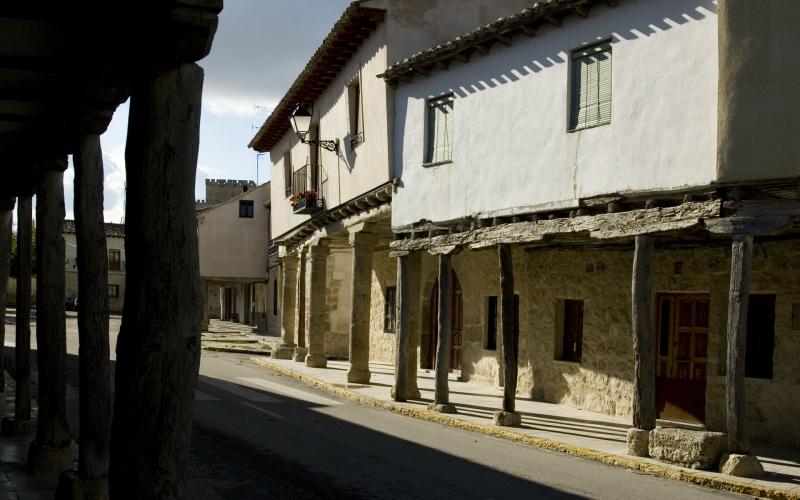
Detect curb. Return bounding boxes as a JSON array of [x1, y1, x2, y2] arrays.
[[203, 346, 271, 355], [250, 357, 799, 500]]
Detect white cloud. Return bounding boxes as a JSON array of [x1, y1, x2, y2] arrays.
[[203, 91, 275, 118]]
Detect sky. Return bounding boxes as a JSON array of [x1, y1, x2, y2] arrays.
[[62, 0, 353, 223]]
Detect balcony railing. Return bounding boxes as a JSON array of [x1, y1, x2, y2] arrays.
[[290, 165, 323, 215]]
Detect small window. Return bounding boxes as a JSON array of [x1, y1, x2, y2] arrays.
[[745, 294, 775, 379], [348, 75, 364, 148], [283, 151, 292, 197], [557, 299, 583, 362], [486, 296, 498, 350], [108, 284, 120, 298], [384, 286, 397, 333], [569, 42, 612, 131], [239, 200, 254, 218], [424, 94, 454, 165], [108, 250, 121, 272], [273, 279, 279, 316]]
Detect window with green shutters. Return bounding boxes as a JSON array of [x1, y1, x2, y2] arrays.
[[424, 94, 454, 165], [569, 42, 612, 131]]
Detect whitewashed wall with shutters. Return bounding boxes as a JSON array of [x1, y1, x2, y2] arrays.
[[391, 0, 719, 229]]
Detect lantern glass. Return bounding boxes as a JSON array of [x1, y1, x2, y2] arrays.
[[291, 104, 313, 141]]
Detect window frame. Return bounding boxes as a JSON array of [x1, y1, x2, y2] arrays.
[[108, 249, 121, 272], [108, 284, 120, 299], [384, 286, 397, 333], [423, 93, 454, 167], [239, 200, 254, 218], [568, 40, 613, 132], [283, 150, 292, 197], [486, 296, 498, 351], [348, 74, 364, 149], [555, 299, 584, 363]]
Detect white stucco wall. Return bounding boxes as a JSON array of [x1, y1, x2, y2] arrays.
[[64, 232, 126, 312], [392, 0, 719, 228], [198, 182, 270, 280]]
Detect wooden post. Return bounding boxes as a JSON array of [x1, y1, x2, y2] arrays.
[[74, 134, 112, 483], [393, 254, 410, 401], [29, 165, 72, 473], [0, 198, 13, 394], [494, 244, 521, 426], [405, 253, 422, 399], [726, 233, 753, 453], [109, 63, 204, 498], [201, 280, 210, 331], [13, 196, 33, 429], [430, 253, 457, 413], [631, 235, 656, 430], [348, 230, 376, 383]]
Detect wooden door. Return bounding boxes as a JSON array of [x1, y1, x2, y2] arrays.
[[655, 293, 709, 423], [427, 271, 463, 371]]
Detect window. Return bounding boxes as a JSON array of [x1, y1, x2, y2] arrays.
[[273, 279, 278, 316], [557, 299, 584, 362], [239, 200, 254, 218], [108, 250, 121, 271], [569, 42, 612, 131], [745, 294, 775, 379], [283, 151, 292, 197], [384, 286, 396, 333], [108, 284, 119, 298], [424, 94, 454, 165], [486, 296, 498, 350], [348, 75, 364, 148]]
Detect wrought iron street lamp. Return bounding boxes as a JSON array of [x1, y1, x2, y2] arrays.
[[290, 103, 339, 152]]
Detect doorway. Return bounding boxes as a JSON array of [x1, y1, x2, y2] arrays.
[[655, 293, 709, 423], [428, 271, 463, 372]]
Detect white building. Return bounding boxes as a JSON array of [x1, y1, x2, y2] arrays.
[[64, 220, 126, 313]]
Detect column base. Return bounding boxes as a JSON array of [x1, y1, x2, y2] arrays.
[[626, 428, 651, 457], [305, 353, 327, 368], [292, 347, 308, 362], [272, 344, 296, 360], [428, 403, 458, 414], [719, 453, 765, 478], [1, 417, 35, 436], [55, 471, 108, 500], [27, 440, 74, 474], [391, 386, 421, 401], [346, 366, 371, 384], [201, 320, 210, 332], [493, 410, 521, 427]]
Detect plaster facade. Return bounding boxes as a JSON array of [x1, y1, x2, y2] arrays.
[[64, 231, 126, 313], [392, 0, 720, 228]]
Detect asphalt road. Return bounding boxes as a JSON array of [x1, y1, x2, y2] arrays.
[[188, 351, 745, 500]]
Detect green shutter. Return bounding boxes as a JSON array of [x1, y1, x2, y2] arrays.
[[570, 42, 612, 131], [425, 94, 454, 164]]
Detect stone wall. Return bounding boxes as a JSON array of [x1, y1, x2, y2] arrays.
[[324, 247, 352, 358], [369, 249, 397, 364], [266, 267, 281, 336], [449, 240, 800, 447]]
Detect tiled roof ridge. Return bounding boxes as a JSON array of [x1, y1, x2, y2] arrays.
[[248, 1, 385, 152], [63, 219, 125, 238], [379, 0, 618, 84]]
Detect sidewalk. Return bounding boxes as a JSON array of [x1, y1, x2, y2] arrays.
[[252, 357, 800, 500], [201, 319, 278, 355]]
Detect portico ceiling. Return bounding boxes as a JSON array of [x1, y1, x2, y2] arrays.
[[0, 1, 222, 198]]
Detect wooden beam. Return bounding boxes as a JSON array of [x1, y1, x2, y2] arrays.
[[499, 244, 518, 414], [705, 216, 793, 235], [726, 234, 753, 454], [631, 235, 656, 431]]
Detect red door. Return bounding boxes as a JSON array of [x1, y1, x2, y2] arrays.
[[428, 272, 462, 372], [655, 293, 709, 423]]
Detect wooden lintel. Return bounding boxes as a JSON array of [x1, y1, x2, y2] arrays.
[[389, 250, 410, 258], [725, 199, 800, 218], [428, 245, 461, 256], [704, 216, 793, 235], [389, 200, 721, 252]]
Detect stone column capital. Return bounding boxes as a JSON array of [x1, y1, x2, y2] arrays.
[[349, 230, 378, 248], [307, 240, 330, 259]]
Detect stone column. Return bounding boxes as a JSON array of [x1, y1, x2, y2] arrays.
[[109, 63, 204, 498], [305, 241, 329, 368], [1, 196, 33, 436], [29, 163, 72, 473], [393, 254, 410, 401], [293, 249, 307, 362], [430, 253, 457, 413], [347, 230, 376, 383], [57, 134, 112, 496], [726, 234, 753, 453], [273, 254, 298, 360], [494, 244, 520, 427], [627, 234, 656, 457], [0, 197, 13, 395], [201, 280, 210, 331]]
